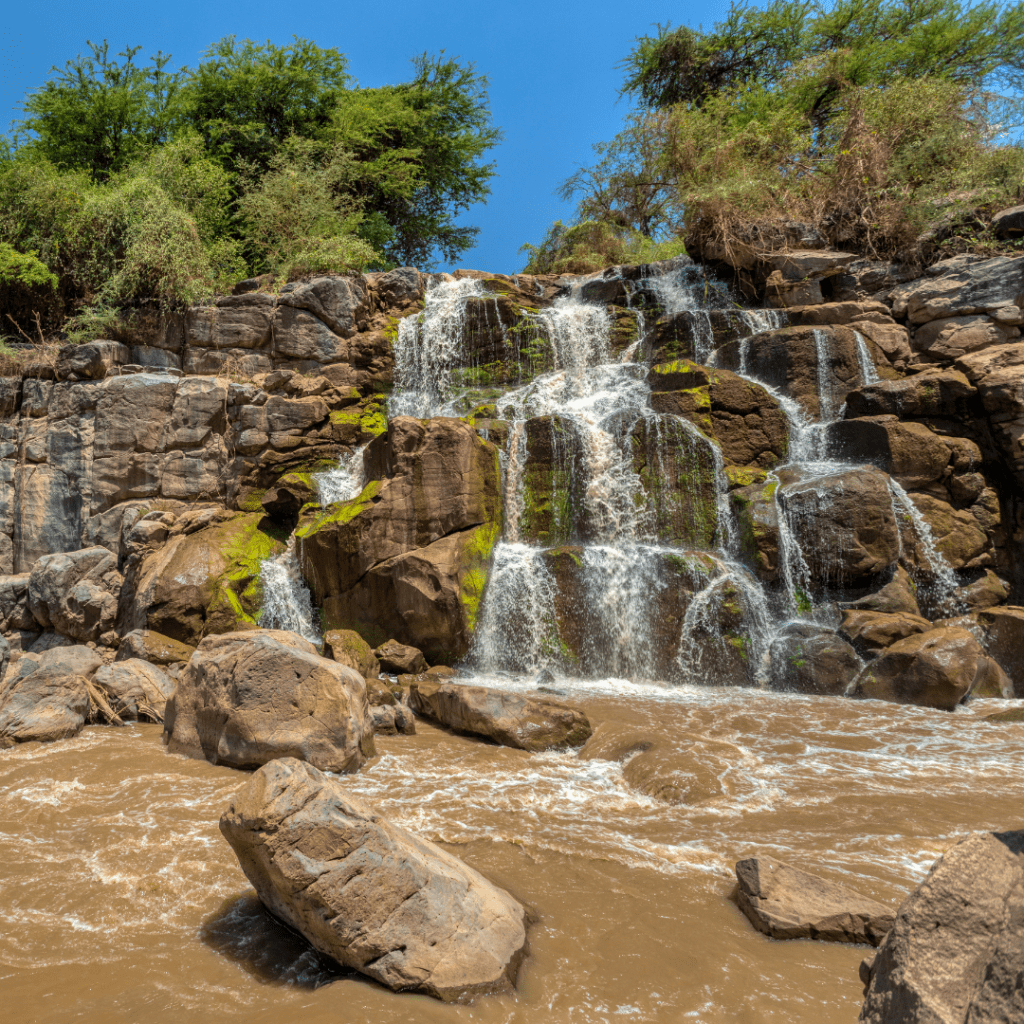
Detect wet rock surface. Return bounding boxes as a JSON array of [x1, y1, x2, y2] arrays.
[[409, 679, 592, 751], [736, 855, 894, 945], [220, 757, 528, 1001]]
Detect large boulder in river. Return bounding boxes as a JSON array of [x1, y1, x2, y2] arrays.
[[0, 644, 101, 746], [298, 417, 501, 664], [850, 627, 1003, 710], [839, 610, 932, 659], [163, 629, 374, 771], [409, 679, 592, 751], [28, 546, 123, 643], [736, 855, 894, 945], [220, 757, 528, 1001], [859, 830, 1024, 1023], [323, 628, 380, 679]]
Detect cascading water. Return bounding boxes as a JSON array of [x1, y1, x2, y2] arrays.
[[258, 537, 321, 644], [314, 444, 366, 504]]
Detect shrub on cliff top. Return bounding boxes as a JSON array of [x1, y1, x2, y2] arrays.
[[528, 0, 1024, 268]]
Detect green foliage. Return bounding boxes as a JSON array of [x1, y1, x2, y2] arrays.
[[18, 41, 182, 179], [0, 243, 57, 290], [520, 219, 687, 274], [180, 36, 350, 173], [527, 0, 1024, 266]]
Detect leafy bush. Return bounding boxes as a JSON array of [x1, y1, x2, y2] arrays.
[[520, 220, 686, 275]]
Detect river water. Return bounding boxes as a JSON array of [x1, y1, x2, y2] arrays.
[[3, 680, 1022, 1023]]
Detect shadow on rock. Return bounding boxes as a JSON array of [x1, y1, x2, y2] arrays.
[[200, 891, 353, 989]]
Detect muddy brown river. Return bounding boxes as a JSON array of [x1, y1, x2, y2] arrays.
[[2, 678, 1022, 1023]]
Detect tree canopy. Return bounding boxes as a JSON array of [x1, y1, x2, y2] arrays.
[[1, 35, 502, 336], [524, 0, 1024, 273]]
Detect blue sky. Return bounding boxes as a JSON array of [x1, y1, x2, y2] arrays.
[[0, 0, 733, 274]]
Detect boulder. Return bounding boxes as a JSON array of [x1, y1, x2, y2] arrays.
[[220, 757, 527, 1001], [370, 703, 416, 736], [298, 417, 501, 663], [0, 573, 35, 632], [977, 606, 1024, 698], [859, 830, 1024, 1023], [991, 204, 1024, 239], [409, 679, 592, 751], [736, 855, 894, 945], [839, 610, 932, 658], [163, 629, 374, 772], [91, 659, 176, 722], [845, 566, 922, 616], [913, 315, 1018, 362], [827, 418, 951, 488], [115, 628, 196, 666], [54, 340, 131, 381], [850, 627, 1001, 710], [0, 644, 100, 745], [324, 628, 380, 679], [767, 623, 863, 695], [375, 639, 428, 676], [28, 547, 123, 643]]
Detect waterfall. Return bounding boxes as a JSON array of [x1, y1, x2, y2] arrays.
[[855, 331, 880, 385], [390, 276, 484, 418], [258, 537, 321, 644], [314, 445, 366, 505]]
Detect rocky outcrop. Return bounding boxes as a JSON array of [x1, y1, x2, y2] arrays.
[[860, 830, 1024, 1024], [850, 627, 1006, 710], [298, 417, 502, 664], [28, 547, 122, 644], [220, 757, 528, 1001], [0, 644, 101, 745], [735, 855, 894, 945], [409, 679, 591, 751], [164, 629, 374, 771]]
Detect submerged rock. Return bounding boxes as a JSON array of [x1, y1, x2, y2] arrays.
[[163, 629, 374, 771], [409, 679, 591, 751], [859, 830, 1024, 1023], [736, 855, 894, 945], [220, 757, 528, 1001]]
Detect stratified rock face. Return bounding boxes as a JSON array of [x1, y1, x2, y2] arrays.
[[860, 831, 1024, 1024], [299, 417, 501, 663], [767, 623, 863, 695], [92, 659, 175, 722], [409, 679, 592, 751], [890, 255, 1024, 323], [220, 757, 528, 1002], [28, 547, 123, 643], [163, 629, 374, 771], [851, 627, 999, 710], [736, 856, 894, 945], [0, 645, 101, 745]]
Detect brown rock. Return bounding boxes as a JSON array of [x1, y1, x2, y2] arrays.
[[827, 418, 951, 488], [409, 679, 591, 752], [846, 566, 922, 616], [115, 628, 196, 666], [376, 639, 427, 675], [323, 628, 380, 679], [977, 606, 1024, 698], [219, 757, 527, 1001], [370, 703, 416, 735], [850, 627, 1000, 710], [736, 855, 894, 945], [767, 623, 864, 694], [91, 659, 176, 722], [859, 831, 1024, 1023], [844, 368, 977, 419], [839, 610, 932, 658], [163, 629, 374, 771]]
